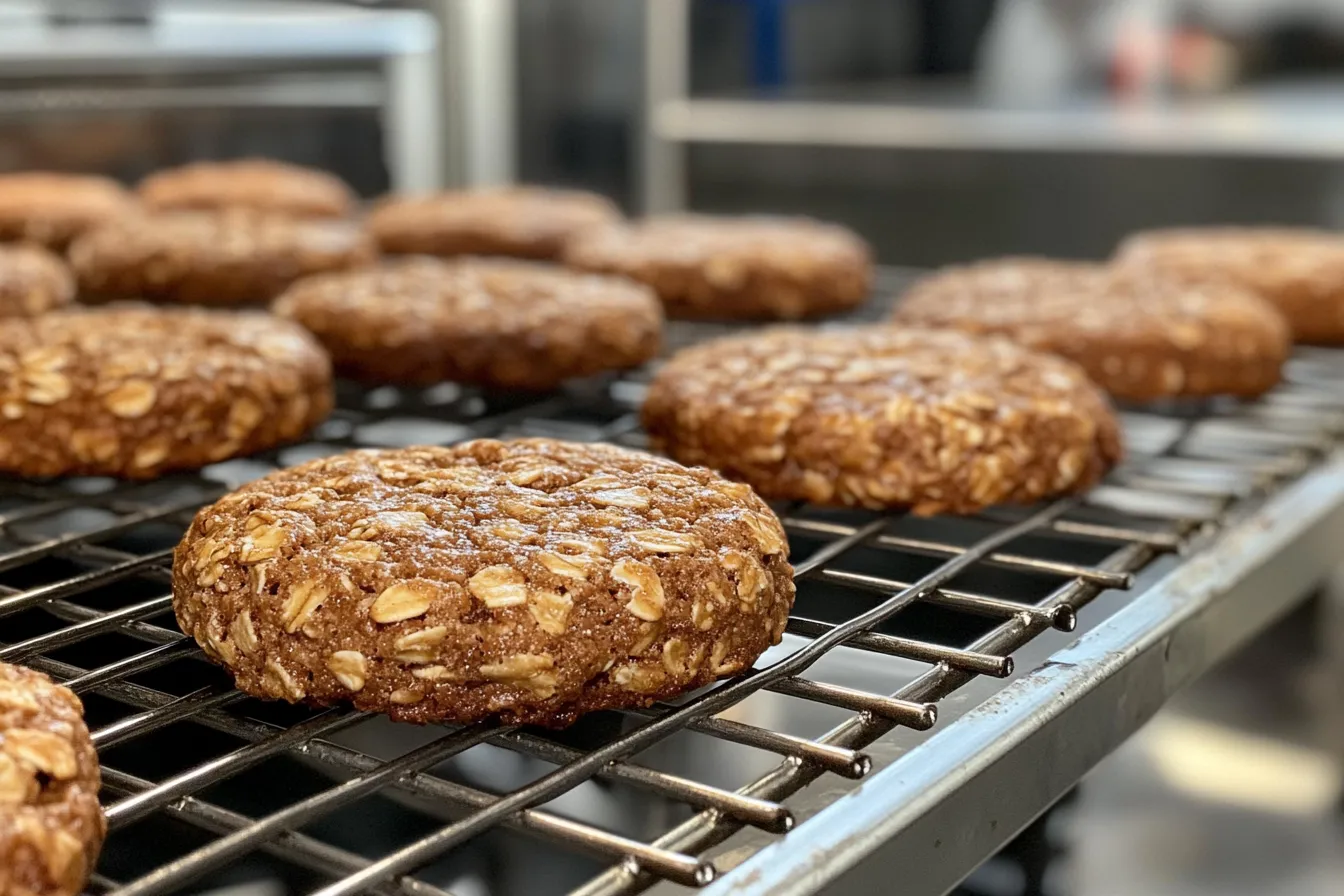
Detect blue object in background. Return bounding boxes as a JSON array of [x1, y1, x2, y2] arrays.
[[718, 0, 790, 89], [750, 0, 786, 88]]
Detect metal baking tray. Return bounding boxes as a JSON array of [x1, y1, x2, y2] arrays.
[[2, 269, 1343, 896]]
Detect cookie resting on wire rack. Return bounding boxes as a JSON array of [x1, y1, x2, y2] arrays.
[[173, 439, 795, 728], [0, 306, 333, 478], [0, 244, 76, 317], [0, 662, 105, 896], [137, 158, 356, 219], [68, 209, 376, 306], [273, 257, 663, 389], [367, 186, 621, 260], [1116, 226, 1344, 344], [0, 172, 136, 250], [562, 214, 873, 320], [641, 327, 1123, 515], [894, 258, 1290, 401]]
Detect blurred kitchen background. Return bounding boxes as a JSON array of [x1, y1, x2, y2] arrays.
[[8, 0, 1344, 266], [5, 2, 1344, 895]]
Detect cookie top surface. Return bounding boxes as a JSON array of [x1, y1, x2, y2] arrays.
[[0, 172, 136, 249], [641, 326, 1122, 514], [0, 662, 105, 896], [1117, 226, 1344, 274], [565, 213, 868, 269], [894, 258, 1290, 399], [367, 186, 622, 259], [0, 305, 332, 478], [173, 439, 794, 727], [138, 159, 355, 218], [68, 210, 376, 305], [1116, 227, 1344, 342], [273, 258, 662, 388], [563, 214, 873, 319], [0, 244, 76, 316]]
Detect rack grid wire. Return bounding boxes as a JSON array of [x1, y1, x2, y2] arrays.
[[3, 269, 1344, 896]]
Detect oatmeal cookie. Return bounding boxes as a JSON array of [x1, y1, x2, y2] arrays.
[[172, 439, 795, 727], [367, 186, 620, 260], [562, 214, 872, 320], [0, 244, 76, 317], [1116, 227, 1344, 343], [0, 172, 135, 250], [138, 158, 355, 219], [642, 327, 1122, 514], [894, 258, 1290, 401], [69, 210, 376, 306], [0, 306, 332, 478], [0, 662, 104, 896], [273, 258, 662, 389]]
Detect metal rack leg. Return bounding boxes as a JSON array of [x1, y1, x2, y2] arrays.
[[641, 0, 689, 212]]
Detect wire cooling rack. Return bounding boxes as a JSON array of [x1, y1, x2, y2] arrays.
[[3, 272, 1344, 896]]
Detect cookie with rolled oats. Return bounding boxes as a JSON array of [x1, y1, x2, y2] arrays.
[[138, 158, 356, 219], [0, 662, 105, 896], [69, 209, 375, 307], [368, 186, 621, 260], [563, 214, 872, 320], [273, 257, 663, 389], [0, 244, 76, 317], [0, 172, 136, 250], [1116, 227, 1344, 344], [894, 258, 1290, 401], [172, 439, 794, 727], [642, 327, 1122, 515], [0, 306, 332, 478]]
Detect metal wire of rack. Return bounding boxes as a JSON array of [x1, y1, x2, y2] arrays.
[[3, 274, 1344, 896]]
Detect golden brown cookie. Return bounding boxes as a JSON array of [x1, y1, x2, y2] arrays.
[[367, 186, 621, 260], [894, 258, 1290, 401], [0, 245, 76, 317], [0, 306, 333, 478], [642, 327, 1122, 515], [0, 662, 105, 896], [173, 439, 794, 727], [273, 258, 662, 389], [138, 158, 355, 219], [69, 210, 376, 306], [563, 214, 873, 320], [1116, 227, 1344, 344], [0, 172, 135, 250]]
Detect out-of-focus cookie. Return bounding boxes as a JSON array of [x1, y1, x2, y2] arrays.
[[367, 186, 621, 260], [68, 210, 376, 306], [0, 662, 105, 896], [0, 172, 135, 250], [274, 258, 662, 389], [894, 258, 1290, 401], [0, 306, 332, 478], [642, 327, 1122, 515], [563, 214, 872, 320], [0, 244, 76, 317], [1116, 227, 1344, 343], [172, 439, 795, 727], [138, 158, 355, 219]]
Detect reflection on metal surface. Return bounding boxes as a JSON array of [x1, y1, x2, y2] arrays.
[[1144, 715, 1340, 816]]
